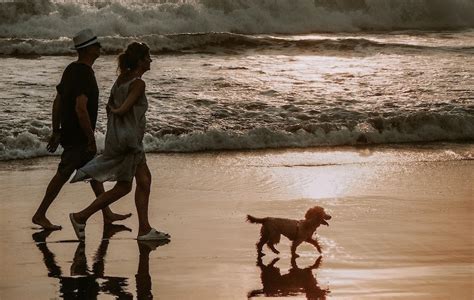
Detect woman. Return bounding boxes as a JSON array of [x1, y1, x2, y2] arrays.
[[69, 42, 169, 241]]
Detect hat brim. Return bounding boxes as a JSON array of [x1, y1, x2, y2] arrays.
[[71, 37, 100, 50]]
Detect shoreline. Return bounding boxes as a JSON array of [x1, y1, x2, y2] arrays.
[[1, 141, 473, 165]]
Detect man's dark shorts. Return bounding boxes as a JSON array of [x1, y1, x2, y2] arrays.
[[58, 145, 94, 179]]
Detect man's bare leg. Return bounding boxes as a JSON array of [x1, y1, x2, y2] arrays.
[[32, 171, 68, 230], [89, 180, 132, 224]]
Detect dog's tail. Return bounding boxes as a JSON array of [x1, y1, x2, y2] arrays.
[[246, 215, 265, 224]]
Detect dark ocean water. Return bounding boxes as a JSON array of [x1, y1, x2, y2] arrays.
[[0, 0, 473, 160]]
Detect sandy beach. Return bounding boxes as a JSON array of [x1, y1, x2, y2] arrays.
[[0, 144, 473, 299]]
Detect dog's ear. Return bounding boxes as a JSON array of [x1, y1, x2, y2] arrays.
[[305, 206, 323, 220]]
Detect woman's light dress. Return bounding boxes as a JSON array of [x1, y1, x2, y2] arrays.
[[71, 78, 147, 183]]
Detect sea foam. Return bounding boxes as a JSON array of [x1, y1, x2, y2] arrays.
[[2, 33, 473, 56], [1, 113, 472, 160]]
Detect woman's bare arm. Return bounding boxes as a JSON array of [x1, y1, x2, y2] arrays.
[[110, 79, 145, 116]]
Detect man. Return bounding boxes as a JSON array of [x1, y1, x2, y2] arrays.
[[32, 29, 131, 230]]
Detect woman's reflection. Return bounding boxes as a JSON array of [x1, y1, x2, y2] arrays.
[[32, 225, 169, 299]]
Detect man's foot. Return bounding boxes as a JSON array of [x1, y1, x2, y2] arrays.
[[32, 216, 62, 231], [103, 212, 132, 225]]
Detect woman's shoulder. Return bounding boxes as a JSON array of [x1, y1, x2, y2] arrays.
[[116, 74, 144, 87], [115, 74, 130, 86], [129, 78, 145, 92]]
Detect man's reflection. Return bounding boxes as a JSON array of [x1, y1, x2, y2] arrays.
[[248, 256, 330, 299], [32, 225, 169, 299]]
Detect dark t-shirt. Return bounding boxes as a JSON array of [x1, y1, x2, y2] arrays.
[[56, 62, 99, 146]]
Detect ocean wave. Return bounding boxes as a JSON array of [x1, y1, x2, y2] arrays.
[[1, 112, 472, 160], [2, 33, 473, 56], [0, 0, 473, 40], [146, 112, 474, 152]]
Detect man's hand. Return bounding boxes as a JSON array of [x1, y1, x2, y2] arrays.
[[87, 138, 97, 155], [46, 132, 61, 153]]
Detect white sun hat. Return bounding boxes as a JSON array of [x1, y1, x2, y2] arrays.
[[71, 29, 100, 50]]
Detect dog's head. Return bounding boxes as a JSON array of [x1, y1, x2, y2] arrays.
[[305, 206, 332, 226]]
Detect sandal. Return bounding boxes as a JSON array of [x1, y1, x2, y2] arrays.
[[137, 228, 170, 241], [69, 213, 86, 240]]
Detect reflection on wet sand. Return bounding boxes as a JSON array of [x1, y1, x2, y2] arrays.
[[32, 225, 169, 299], [248, 256, 329, 299]]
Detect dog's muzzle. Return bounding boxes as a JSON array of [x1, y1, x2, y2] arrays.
[[321, 214, 332, 226]]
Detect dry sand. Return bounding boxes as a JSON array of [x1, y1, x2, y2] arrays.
[[0, 144, 473, 299]]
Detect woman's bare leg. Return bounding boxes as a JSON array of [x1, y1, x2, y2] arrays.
[[135, 162, 152, 236], [89, 180, 132, 224], [72, 181, 132, 224]]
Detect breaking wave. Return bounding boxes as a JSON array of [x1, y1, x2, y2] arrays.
[[1, 112, 472, 160], [0, 0, 473, 40], [2, 33, 473, 56]]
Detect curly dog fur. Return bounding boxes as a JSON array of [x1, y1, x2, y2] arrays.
[[247, 206, 331, 257]]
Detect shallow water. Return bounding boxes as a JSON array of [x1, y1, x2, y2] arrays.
[[1, 146, 473, 299]]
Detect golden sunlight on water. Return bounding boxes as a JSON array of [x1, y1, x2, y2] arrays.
[[217, 145, 473, 207], [290, 165, 373, 199], [247, 149, 423, 199]]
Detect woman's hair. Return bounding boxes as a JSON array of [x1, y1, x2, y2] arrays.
[[117, 42, 150, 74]]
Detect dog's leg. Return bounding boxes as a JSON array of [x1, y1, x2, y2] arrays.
[[307, 238, 322, 253], [268, 257, 280, 267], [310, 256, 323, 269], [257, 228, 268, 256], [267, 242, 280, 254], [256, 238, 266, 256], [291, 240, 302, 258], [266, 231, 280, 254]]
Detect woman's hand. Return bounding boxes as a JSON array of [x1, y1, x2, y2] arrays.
[[107, 104, 119, 115]]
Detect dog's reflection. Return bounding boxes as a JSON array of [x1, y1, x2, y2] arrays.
[[248, 256, 329, 299], [32, 225, 169, 299]]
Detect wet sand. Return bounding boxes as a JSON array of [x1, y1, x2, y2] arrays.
[[0, 145, 473, 299]]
